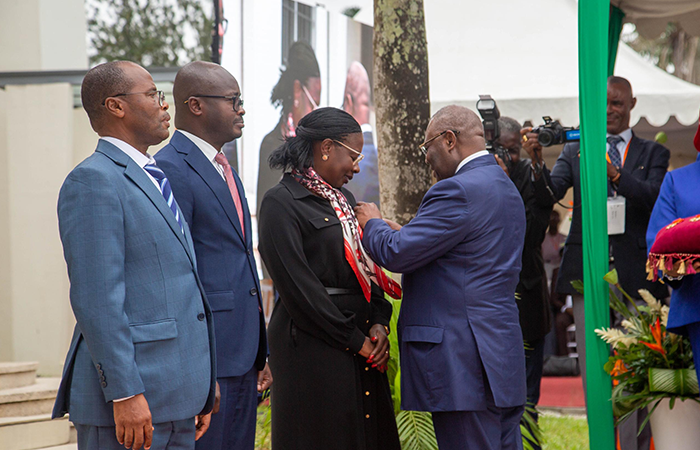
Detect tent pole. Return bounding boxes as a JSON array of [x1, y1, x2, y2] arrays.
[[579, 0, 615, 448]]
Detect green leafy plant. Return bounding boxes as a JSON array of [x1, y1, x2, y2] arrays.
[[591, 269, 699, 433]]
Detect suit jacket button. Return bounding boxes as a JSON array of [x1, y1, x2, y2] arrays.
[[101, 381, 107, 388], [96, 364, 102, 370], [100, 375, 106, 382], [197, 313, 205, 321], [246, 249, 251, 255], [250, 288, 258, 296], [98, 369, 104, 375]]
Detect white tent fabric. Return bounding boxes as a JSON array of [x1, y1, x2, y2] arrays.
[[612, 0, 700, 38], [426, 0, 700, 127]]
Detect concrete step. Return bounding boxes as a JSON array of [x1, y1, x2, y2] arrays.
[[0, 414, 69, 450], [34, 445, 76, 450], [0, 377, 60, 418], [0, 362, 39, 390]]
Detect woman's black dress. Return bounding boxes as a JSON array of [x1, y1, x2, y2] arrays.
[[258, 174, 401, 450]]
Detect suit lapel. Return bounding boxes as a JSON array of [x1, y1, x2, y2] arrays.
[[96, 140, 196, 266], [178, 133, 246, 243], [123, 161, 196, 266], [623, 134, 643, 172]]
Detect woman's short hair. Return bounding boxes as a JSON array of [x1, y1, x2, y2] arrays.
[[269, 107, 361, 172], [270, 41, 320, 112]]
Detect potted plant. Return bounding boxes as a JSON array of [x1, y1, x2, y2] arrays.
[[593, 269, 700, 449]]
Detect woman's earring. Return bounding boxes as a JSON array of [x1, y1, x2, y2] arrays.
[[322, 155, 329, 161], [294, 99, 299, 108]]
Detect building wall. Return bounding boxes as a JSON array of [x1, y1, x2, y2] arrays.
[[0, 0, 87, 71], [0, 84, 76, 375]]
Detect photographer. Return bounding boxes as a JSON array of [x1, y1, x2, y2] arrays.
[[494, 117, 553, 450], [525, 76, 669, 450]]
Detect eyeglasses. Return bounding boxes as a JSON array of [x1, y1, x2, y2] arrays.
[[302, 85, 319, 110], [102, 90, 165, 107], [332, 140, 364, 166], [419, 129, 461, 155], [185, 94, 244, 112]]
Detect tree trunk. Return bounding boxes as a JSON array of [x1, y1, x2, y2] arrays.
[[373, 0, 431, 225]]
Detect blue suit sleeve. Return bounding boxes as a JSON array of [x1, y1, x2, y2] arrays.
[[362, 179, 469, 274], [646, 172, 677, 252], [58, 168, 144, 402]]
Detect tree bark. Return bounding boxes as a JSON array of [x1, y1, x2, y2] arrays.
[[373, 0, 431, 225]]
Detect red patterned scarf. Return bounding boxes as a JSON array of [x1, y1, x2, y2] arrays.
[[291, 167, 402, 301]]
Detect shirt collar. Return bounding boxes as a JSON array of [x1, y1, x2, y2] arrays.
[[607, 128, 633, 145], [100, 136, 154, 168], [455, 150, 490, 174], [178, 129, 222, 162], [360, 123, 372, 133]]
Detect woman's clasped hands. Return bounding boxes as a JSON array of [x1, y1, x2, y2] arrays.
[[359, 324, 391, 373]]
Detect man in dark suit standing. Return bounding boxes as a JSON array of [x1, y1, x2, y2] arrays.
[[526, 76, 669, 450], [356, 105, 527, 450], [343, 61, 381, 206], [155, 62, 270, 450], [53, 61, 217, 450]]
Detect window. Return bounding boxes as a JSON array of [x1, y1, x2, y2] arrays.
[[282, 0, 315, 66]]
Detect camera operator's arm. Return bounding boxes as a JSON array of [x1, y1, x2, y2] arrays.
[[523, 128, 573, 207], [612, 144, 670, 211]]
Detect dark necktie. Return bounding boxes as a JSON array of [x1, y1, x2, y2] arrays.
[[144, 163, 184, 233]]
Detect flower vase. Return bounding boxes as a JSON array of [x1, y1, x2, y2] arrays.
[[648, 398, 700, 450]]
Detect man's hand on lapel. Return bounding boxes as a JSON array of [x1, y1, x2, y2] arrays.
[[354, 202, 382, 228], [257, 363, 273, 392]]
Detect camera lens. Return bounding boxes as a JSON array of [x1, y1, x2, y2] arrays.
[[538, 129, 555, 147]]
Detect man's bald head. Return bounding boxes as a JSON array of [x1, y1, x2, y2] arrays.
[[429, 105, 484, 147], [173, 61, 245, 148], [173, 61, 236, 108], [423, 105, 486, 181], [342, 61, 371, 125]]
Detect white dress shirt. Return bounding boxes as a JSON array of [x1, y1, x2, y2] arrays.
[[606, 128, 632, 166], [455, 150, 490, 174], [100, 136, 161, 193], [178, 130, 226, 180]]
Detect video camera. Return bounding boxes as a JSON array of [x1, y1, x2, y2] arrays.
[[476, 95, 512, 171], [531, 117, 580, 147]]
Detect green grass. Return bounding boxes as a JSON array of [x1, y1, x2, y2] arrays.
[[540, 413, 589, 450], [255, 403, 589, 450]]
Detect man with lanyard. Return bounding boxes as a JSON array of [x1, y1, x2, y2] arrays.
[[524, 76, 670, 450]]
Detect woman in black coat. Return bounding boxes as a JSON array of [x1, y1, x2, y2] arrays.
[[258, 107, 401, 450]]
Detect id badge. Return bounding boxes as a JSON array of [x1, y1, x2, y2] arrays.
[[607, 196, 626, 235]]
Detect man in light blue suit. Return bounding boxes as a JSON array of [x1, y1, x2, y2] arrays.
[[155, 62, 270, 450], [356, 105, 527, 450], [53, 61, 217, 450]]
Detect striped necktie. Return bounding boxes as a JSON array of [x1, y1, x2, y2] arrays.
[[144, 163, 184, 233], [607, 135, 624, 169]]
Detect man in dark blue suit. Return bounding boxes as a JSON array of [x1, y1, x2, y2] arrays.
[[155, 62, 270, 450], [356, 105, 527, 450], [525, 76, 669, 450]]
